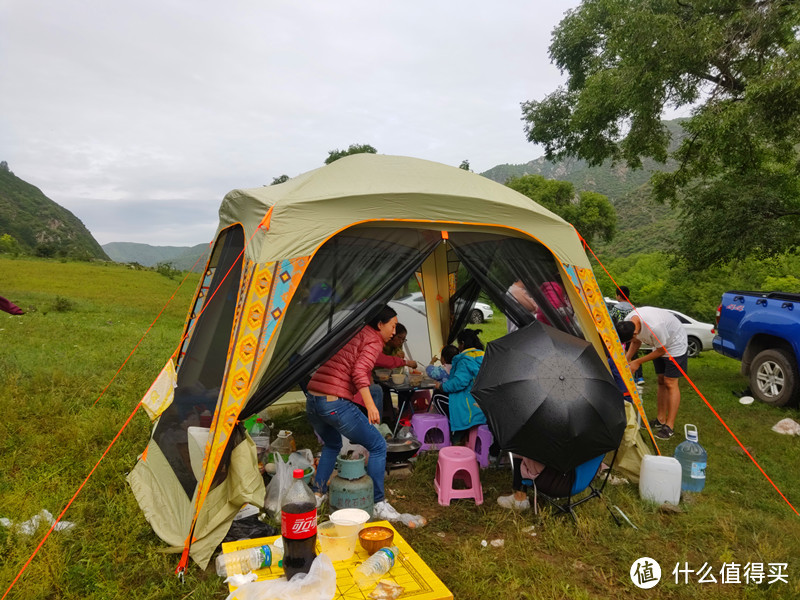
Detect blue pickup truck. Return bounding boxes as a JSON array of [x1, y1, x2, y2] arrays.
[[714, 291, 800, 406]]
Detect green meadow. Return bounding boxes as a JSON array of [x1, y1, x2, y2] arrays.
[[2, 256, 800, 599]]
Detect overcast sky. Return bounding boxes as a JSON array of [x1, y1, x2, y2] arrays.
[[1, 0, 582, 247]]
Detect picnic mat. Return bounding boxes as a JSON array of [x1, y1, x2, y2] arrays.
[[221, 520, 453, 599]]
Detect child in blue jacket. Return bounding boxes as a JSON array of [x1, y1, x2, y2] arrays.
[[433, 330, 487, 433]]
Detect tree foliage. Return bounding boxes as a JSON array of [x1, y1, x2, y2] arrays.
[[522, 0, 800, 268], [505, 174, 616, 244], [270, 174, 290, 185], [324, 144, 377, 165], [595, 250, 800, 323], [0, 233, 20, 254]]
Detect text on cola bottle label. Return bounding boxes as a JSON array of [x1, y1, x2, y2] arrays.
[[281, 508, 317, 540]]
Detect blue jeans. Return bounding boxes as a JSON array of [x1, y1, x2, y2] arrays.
[[306, 394, 387, 503], [367, 384, 384, 417]]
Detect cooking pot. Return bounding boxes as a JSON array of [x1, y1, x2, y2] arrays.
[[385, 437, 421, 463]]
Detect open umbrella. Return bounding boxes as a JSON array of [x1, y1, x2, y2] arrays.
[[472, 321, 626, 473]]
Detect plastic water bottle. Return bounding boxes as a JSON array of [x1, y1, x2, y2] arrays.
[[250, 418, 267, 436], [215, 543, 283, 577], [354, 545, 400, 589], [673, 424, 707, 492]]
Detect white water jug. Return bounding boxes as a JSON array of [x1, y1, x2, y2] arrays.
[[639, 455, 682, 505]]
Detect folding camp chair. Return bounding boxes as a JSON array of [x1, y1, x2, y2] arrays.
[[520, 450, 621, 525]]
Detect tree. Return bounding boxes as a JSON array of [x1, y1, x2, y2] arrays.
[[0, 233, 20, 254], [506, 174, 616, 244], [270, 174, 290, 185], [522, 0, 800, 268], [324, 144, 377, 165], [459, 160, 471, 171]]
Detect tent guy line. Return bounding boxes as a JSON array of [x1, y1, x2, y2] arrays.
[[3, 238, 253, 598], [92, 257, 204, 406], [1, 403, 144, 600], [581, 235, 799, 517]]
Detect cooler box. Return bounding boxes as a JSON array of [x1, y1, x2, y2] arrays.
[[639, 455, 681, 505]]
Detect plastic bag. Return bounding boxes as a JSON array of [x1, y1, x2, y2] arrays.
[[287, 449, 314, 471], [341, 434, 368, 459], [398, 513, 427, 528], [221, 514, 278, 545], [0, 509, 75, 535], [369, 580, 405, 599], [224, 553, 336, 600], [263, 453, 294, 517]]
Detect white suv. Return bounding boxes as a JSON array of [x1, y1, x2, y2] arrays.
[[605, 299, 714, 358], [395, 291, 494, 324]]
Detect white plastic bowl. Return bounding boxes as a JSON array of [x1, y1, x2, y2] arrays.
[[330, 508, 370, 527], [739, 395, 755, 405]]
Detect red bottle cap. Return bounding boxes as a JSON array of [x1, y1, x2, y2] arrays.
[[293, 468, 304, 478]]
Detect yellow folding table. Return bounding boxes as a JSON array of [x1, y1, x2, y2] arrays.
[[221, 520, 453, 599]]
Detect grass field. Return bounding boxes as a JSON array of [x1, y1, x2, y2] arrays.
[[2, 256, 800, 599]]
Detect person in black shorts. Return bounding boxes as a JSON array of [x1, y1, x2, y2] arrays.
[[616, 306, 688, 440]]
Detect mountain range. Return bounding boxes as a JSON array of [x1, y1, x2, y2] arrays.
[[2, 120, 684, 268], [102, 241, 210, 272]]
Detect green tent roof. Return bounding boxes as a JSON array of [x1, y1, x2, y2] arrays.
[[217, 154, 591, 268]]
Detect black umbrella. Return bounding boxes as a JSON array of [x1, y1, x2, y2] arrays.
[[472, 321, 626, 473]]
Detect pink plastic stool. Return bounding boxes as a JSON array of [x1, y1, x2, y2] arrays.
[[411, 413, 451, 451], [434, 446, 483, 506], [467, 424, 494, 468]]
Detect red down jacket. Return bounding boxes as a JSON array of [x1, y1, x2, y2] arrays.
[[307, 325, 384, 407]]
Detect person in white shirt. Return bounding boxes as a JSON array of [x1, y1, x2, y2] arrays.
[[616, 307, 688, 440]]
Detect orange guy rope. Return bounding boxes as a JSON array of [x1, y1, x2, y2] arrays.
[[2, 403, 144, 600], [3, 247, 232, 596], [176, 222, 272, 577], [579, 233, 798, 516], [92, 252, 207, 406]]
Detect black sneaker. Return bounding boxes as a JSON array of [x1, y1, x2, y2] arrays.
[[655, 425, 674, 440], [648, 418, 664, 431]]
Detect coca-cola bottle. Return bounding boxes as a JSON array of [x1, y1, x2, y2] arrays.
[[280, 468, 317, 580]]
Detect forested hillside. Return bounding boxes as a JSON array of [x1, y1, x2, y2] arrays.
[[0, 162, 108, 260], [480, 120, 686, 257]]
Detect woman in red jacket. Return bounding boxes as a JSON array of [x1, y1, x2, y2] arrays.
[[306, 305, 400, 519]]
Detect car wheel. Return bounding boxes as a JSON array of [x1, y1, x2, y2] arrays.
[[468, 309, 484, 324], [749, 349, 799, 407], [687, 336, 701, 358]]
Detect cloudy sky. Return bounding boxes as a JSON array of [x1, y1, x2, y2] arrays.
[[1, 0, 581, 247]]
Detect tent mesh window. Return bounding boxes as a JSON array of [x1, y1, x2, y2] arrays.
[[244, 226, 442, 416], [448, 232, 583, 338], [156, 225, 245, 497]]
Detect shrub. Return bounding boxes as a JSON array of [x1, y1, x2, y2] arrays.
[[0, 234, 20, 255], [53, 296, 74, 312], [155, 262, 181, 280]]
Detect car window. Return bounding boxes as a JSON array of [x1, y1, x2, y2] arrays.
[[670, 312, 690, 324]]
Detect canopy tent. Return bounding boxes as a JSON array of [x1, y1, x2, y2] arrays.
[[128, 154, 649, 572]]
